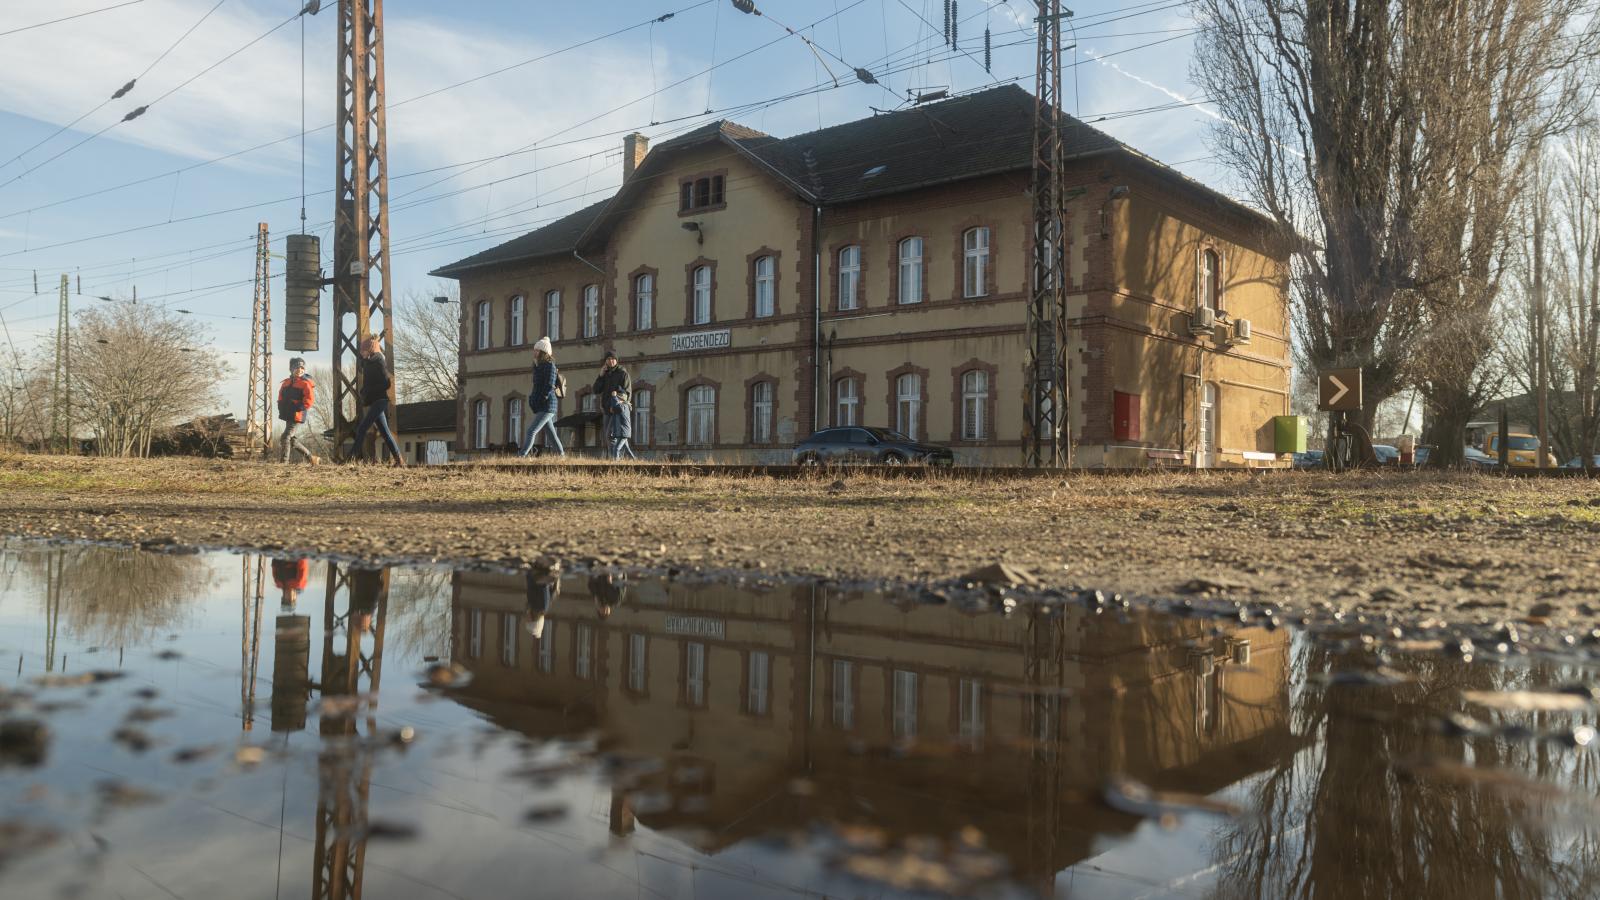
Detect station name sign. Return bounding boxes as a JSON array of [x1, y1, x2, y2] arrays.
[[670, 329, 732, 353], [664, 615, 726, 639]]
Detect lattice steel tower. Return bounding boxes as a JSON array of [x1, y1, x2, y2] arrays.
[[247, 223, 273, 455], [332, 0, 397, 459], [50, 274, 70, 449], [1025, 1, 1071, 467]]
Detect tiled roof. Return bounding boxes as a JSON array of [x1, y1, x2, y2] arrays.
[[429, 198, 613, 277], [396, 398, 456, 434]]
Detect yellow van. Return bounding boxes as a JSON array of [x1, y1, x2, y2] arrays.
[[1483, 433, 1559, 468]]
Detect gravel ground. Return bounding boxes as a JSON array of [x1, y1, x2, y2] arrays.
[[3, 454, 1599, 626]]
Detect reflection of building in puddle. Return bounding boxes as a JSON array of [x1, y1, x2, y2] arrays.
[[448, 570, 1292, 889]]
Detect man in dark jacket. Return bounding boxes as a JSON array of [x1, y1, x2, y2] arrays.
[[352, 336, 404, 465], [277, 358, 320, 464], [594, 350, 630, 457]]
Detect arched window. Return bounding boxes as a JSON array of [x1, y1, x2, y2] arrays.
[[686, 384, 716, 445], [475, 300, 492, 350], [634, 273, 654, 331], [544, 290, 561, 341], [963, 227, 990, 298], [506, 397, 523, 446], [632, 388, 653, 445], [751, 381, 774, 443], [753, 255, 775, 318], [582, 284, 600, 338], [692, 265, 712, 324], [961, 370, 989, 440], [838, 245, 861, 310], [1200, 248, 1220, 310], [896, 373, 922, 440], [473, 399, 489, 449], [897, 237, 923, 305], [509, 295, 525, 346], [835, 377, 859, 426]]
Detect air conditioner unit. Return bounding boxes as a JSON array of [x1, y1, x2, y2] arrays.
[[1229, 318, 1252, 345], [1189, 306, 1216, 336]]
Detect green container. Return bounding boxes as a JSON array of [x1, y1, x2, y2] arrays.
[[1274, 415, 1307, 454]]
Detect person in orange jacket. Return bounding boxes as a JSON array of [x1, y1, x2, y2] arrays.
[[277, 357, 320, 464], [272, 557, 309, 609]]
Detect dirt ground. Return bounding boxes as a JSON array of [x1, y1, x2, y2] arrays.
[[3, 454, 1599, 624]]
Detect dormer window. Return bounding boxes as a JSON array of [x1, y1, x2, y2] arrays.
[[679, 174, 725, 212]]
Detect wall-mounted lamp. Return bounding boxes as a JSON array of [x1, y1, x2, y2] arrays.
[[681, 221, 704, 245], [1100, 185, 1130, 239]]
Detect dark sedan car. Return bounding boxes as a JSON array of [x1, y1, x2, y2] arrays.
[[793, 427, 955, 466]]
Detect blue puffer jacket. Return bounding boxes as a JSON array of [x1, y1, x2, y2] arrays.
[[529, 360, 558, 415]]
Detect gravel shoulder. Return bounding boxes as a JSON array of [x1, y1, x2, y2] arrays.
[[4, 454, 1599, 624]]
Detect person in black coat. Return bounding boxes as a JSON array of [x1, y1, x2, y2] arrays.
[[352, 336, 404, 464]]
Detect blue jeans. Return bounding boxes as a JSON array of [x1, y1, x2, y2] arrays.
[[354, 398, 403, 462], [520, 411, 563, 457]]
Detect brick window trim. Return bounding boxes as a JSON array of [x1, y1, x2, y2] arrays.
[[626, 264, 659, 333], [949, 358, 999, 444], [951, 219, 999, 301], [677, 168, 729, 217], [631, 380, 656, 447], [683, 257, 719, 326], [827, 240, 867, 312], [884, 362, 930, 440], [503, 392, 526, 445], [744, 372, 779, 445], [745, 247, 782, 320], [679, 374, 722, 447], [831, 367, 866, 428], [888, 232, 930, 306], [504, 293, 529, 348]]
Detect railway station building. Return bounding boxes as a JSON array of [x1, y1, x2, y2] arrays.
[[432, 85, 1291, 467]]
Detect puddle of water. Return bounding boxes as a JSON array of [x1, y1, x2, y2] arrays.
[[0, 542, 1596, 899]]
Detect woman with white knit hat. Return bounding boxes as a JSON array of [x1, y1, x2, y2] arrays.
[[519, 336, 565, 457]]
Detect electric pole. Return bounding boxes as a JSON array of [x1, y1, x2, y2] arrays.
[[248, 223, 274, 456], [1025, 1, 1071, 468], [51, 274, 70, 451], [331, 0, 397, 460]]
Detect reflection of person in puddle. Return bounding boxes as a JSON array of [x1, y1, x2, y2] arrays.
[[271, 557, 309, 610], [349, 566, 384, 634], [525, 564, 561, 639], [588, 571, 625, 619]]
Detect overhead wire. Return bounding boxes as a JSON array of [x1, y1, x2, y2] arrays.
[[0, 0, 147, 39]]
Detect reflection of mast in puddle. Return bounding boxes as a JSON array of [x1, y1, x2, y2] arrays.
[[44, 549, 64, 672], [313, 563, 389, 900], [241, 554, 265, 731], [1024, 607, 1066, 897]]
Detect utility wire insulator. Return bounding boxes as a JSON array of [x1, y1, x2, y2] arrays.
[[951, 3, 958, 46], [122, 106, 148, 122], [111, 79, 136, 100], [732, 0, 756, 14], [854, 67, 878, 85]]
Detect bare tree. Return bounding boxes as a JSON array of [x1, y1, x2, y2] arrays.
[[66, 302, 228, 457], [1549, 122, 1600, 467], [393, 283, 461, 403]]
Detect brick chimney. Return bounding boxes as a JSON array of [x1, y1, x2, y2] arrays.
[[623, 132, 649, 180]]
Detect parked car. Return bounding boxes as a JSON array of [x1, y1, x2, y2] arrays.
[[793, 427, 955, 466], [1291, 450, 1325, 469], [1563, 454, 1600, 470], [1483, 433, 1558, 468]]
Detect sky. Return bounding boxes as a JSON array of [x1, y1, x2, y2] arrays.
[[0, 0, 1228, 418]]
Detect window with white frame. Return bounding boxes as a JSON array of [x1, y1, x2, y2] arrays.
[[634, 273, 654, 330], [692, 265, 712, 324], [831, 658, 854, 728], [582, 284, 600, 338], [684, 642, 707, 707], [576, 623, 593, 678], [963, 227, 990, 298], [958, 677, 984, 743], [473, 399, 489, 449], [509, 295, 525, 345], [746, 651, 770, 715], [686, 385, 715, 446], [475, 300, 492, 350], [753, 255, 775, 317], [835, 378, 859, 427], [961, 370, 988, 441], [838, 245, 860, 310], [891, 668, 918, 738], [751, 381, 773, 443], [506, 398, 523, 446], [627, 633, 647, 692], [467, 608, 483, 658], [500, 613, 517, 667], [544, 290, 561, 341], [897, 237, 923, 304], [896, 373, 921, 441], [537, 620, 555, 672], [632, 388, 652, 445], [1200, 248, 1220, 310]]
